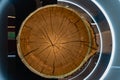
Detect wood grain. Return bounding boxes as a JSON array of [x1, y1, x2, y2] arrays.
[[17, 5, 98, 78]]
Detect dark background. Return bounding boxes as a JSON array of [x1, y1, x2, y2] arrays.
[[0, 0, 57, 80], [0, 0, 111, 80]]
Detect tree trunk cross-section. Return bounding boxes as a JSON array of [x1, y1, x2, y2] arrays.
[[17, 5, 98, 79]]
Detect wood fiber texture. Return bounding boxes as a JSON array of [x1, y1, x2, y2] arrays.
[[17, 5, 98, 78]]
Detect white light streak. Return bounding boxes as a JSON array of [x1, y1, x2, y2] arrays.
[[91, 0, 115, 80], [58, 0, 103, 80], [91, 23, 96, 26], [8, 16, 16, 18], [8, 55, 16, 58], [8, 26, 15, 28]]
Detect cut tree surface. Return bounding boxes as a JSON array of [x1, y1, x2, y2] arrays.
[[17, 5, 98, 78]]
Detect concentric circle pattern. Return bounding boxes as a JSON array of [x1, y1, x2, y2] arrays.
[[17, 5, 98, 78]]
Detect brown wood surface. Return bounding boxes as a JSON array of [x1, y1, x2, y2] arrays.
[[17, 5, 98, 78]]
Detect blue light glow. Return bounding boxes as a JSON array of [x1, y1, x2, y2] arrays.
[[0, 0, 8, 13], [0, 0, 8, 80], [111, 66, 120, 69], [0, 74, 5, 80], [91, 0, 115, 80]]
